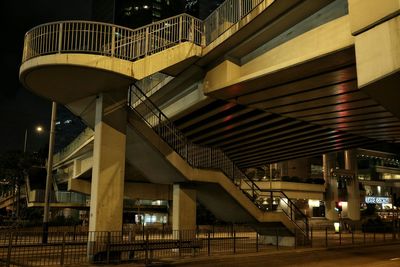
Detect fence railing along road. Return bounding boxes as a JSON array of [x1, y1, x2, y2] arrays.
[[0, 225, 399, 266]]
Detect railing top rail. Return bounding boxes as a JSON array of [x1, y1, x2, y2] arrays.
[[25, 13, 201, 36]]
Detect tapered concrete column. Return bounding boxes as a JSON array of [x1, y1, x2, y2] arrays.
[[88, 91, 127, 261], [323, 153, 338, 221], [287, 158, 310, 179], [172, 184, 196, 231], [345, 149, 360, 221], [350, 0, 400, 118], [278, 162, 288, 177]]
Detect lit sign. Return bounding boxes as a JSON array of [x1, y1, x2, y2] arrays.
[[365, 196, 391, 204]]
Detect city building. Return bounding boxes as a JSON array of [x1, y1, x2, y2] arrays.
[[17, 0, 400, 252], [92, 0, 187, 28]]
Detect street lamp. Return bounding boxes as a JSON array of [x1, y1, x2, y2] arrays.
[[42, 102, 57, 244], [23, 125, 44, 153]]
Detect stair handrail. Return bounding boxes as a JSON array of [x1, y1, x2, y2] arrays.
[[128, 84, 309, 237]]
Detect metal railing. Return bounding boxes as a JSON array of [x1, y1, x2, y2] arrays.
[[1, 224, 399, 266], [22, 0, 269, 63], [22, 14, 203, 63], [128, 84, 309, 238], [204, 0, 264, 44], [52, 128, 94, 166], [26, 189, 87, 205]]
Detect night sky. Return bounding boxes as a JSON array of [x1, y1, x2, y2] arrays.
[[0, 0, 93, 153]]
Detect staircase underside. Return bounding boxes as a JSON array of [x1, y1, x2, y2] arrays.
[[127, 111, 298, 235]]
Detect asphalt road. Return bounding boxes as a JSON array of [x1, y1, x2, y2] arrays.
[[165, 244, 400, 267]]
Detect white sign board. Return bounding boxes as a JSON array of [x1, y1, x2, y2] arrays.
[[365, 196, 391, 204]]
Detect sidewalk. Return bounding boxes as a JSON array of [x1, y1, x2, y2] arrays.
[[146, 240, 400, 266]]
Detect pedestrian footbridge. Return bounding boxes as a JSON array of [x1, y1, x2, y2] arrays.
[[19, 0, 400, 244]]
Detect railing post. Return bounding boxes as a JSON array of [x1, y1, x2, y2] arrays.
[[111, 26, 116, 57], [185, 143, 188, 160], [190, 17, 195, 42], [106, 232, 111, 264], [60, 232, 66, 265], [179, 16, 183, 43], [145, 27, 149, 56], [207, 231, 211, 256], [233, 230, 236, 254], [270, 191, 273, 211], [145, 231, 149, 265], [58, 22, 63, 53], [6, 232, 13, 267], [179, 230, 182, 257], [256, 232, 259, 252], [127, 86, 131, 107], [363, 229, 366, 244], [232, 162, 235, 182], [290, 202, 293, 220], [325, 227, 328, 247], [216, 10, 219, 36], [202, 23, 206, 46], [238, 0, 243, 19]]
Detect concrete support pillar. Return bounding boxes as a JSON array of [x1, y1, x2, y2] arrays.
[[172, 184, 196, 231], [350, 0, 400, 118], [323, 153, 338, 221], [87, 91, 127, 261], [278, 162, 288, 177], [287, 158, 310, 179], [345, 149, 360, 221]]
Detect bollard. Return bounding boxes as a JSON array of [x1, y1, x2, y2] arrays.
[[339, 227, 342, 246], [310, 227, 313, 248]]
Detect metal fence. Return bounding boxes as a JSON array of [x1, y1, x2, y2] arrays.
[[0, 224, 399, 266]]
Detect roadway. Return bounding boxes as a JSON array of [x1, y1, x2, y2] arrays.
[[164, 243, 400, 267]]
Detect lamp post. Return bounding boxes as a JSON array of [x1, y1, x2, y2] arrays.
[[42, 102, 57, 244], [23, 125, 44, 153], [15, 125, 44, 218]]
